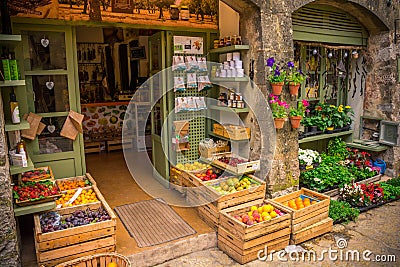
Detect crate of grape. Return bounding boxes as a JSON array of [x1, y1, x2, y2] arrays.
[[218, 199, 291, 264], [56, 173, 96, 192], [21, 166, 54, 183], [271, 188, 331, 244], [13, 180, 61, 206], [213, 152, 260, 174], [194, 175, 266, 230], [33, 202, 116, 267]]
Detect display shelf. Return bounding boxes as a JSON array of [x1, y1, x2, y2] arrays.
[[208, 105, 249, 113], [81, 101, 130, 107], [5, 120, 30, 131], [208, 132, 249, 143], [298, 130, 353, 144], [208, 45, 250, 54], [0, 80, 25, 87], [0, 34, 22, 47], [14, 201, 56, 217], [10, 157, 34, 175], [346, 142, 388, 152], [211, 77, 249, 82]]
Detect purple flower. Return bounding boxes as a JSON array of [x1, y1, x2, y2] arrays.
[[274, 69, 281, 76], [287, 61, 295, 68], [266, 57, 275, 67]]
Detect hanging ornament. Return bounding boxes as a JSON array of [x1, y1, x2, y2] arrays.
[[327, 50, 333, 58], [47, 118, 56, 133], [46, 76, 54, 90], [41, 35, 50, 47], [352, 50, 359, 59], [312, 48, 318, 55], [343, 51, 348, 58]]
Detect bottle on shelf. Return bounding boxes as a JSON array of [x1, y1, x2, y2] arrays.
[[10, 89, 20, 124], [17, 141, 28, 167]]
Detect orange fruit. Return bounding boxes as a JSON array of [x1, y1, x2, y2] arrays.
[[304, 202, 311, 207], [304, 198, 310, 203], [297, 204, 305, 209]]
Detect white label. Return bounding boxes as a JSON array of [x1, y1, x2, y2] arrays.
[[252, 163, 259, 170], [12, 106, 20, 124], [57, 188, 83, 209]]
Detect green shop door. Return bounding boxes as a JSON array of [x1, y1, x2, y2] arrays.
[[14, 24, 85, 178], [149, 31, 170, 184]]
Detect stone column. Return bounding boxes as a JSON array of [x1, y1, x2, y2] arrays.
[[0, 91, 21, 266]]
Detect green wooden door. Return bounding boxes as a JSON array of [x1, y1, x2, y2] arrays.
[[13, 24, 85, 178]]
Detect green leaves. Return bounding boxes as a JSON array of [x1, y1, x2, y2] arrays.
[[329, 200, 360, 223]]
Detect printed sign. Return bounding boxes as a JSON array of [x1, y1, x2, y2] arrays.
[[173, 36, 204, 55]]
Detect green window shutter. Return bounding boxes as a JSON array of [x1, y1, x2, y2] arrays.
[[293, 5, 368, 46]]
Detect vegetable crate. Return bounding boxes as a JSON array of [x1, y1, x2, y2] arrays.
[[34, 186, 116, 266], [21, 166, 54, 182], [290, 217, 333, 245], [14, 180, 61, 207], [212, 152, 260, 174], [218, 199, 291, 264], [189, 175, 266, 230], [271, 188, 330, 244]]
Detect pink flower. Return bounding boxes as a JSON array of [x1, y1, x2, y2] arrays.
[[302, 99, 309, 107]]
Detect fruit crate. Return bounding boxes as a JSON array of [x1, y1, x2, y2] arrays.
[[33, 189, 116, 266], [21, 166, 54, 182], [225, 125, 251, 140], [56, 253, 131, 267], [170, 165, 185, 193], [218, 199, 291, 264], [14, 180, 61, 207], [212, 152, 260, 174], [55, 186, 101, 211], [182, 166, 226, 188], [270, 188, 330, 244], [56, 173, 97, 192], [290, 217, 333, 245], [191, 175, 266, 229]]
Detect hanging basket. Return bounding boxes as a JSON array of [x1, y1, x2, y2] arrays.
[[288, 83, 300, 96], [270, 82, 284, 95], [274, 118, 285, 129], [290, 116, 302, 129]]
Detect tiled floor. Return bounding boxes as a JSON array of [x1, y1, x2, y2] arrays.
[[20, 149, 213, 266]]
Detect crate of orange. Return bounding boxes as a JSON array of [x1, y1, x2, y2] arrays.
[[271, 188, 331, 244], [56, 173, 97, 192], [55, 187, 100, 210]]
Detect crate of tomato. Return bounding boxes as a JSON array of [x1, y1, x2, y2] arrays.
[[13, 180, 60, 206]]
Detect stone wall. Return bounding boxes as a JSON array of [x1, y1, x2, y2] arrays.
[[0, 91, 21, 266]]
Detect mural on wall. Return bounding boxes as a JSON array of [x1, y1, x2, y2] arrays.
[[8, 0, 218, 29]]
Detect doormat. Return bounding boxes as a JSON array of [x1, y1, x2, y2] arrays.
[[114, 198, 196, 247]]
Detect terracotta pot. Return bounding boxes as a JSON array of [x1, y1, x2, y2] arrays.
[[290, 116, 302, 129], [274, 118, 285, 129], [270, 82, 284, 95], [289, 83, 300, 96]]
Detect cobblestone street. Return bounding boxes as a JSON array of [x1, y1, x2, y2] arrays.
[[156, 201, 400, 267]]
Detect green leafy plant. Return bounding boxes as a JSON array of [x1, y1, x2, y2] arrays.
[[329, 200, 360, 224], [266, 57, 287, 83], [289, 99, 310, 117], [286, 61, 306, 84], [269, 94, 289, 118], [327, 138, 349, 160]]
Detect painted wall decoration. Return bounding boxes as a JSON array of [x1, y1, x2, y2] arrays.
[[8, 0, 218, 30]]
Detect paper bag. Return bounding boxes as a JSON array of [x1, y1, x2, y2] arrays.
[[21, 113, 42, 140], [60, 110, 84, 140], [36, 122, 46, 135]]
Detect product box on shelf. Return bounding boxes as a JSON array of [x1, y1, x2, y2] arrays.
[[271, 188, 331, 244], [33, 181, 116, 266], [225, 125, 250, 140], [218, 199, 291, 264], [213, 123, 228, 137], [213, 152, 260, 174]]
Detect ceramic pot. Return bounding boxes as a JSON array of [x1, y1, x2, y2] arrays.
[[290, 116, 302, 129], [270, 82, 284, 95], [288, 83, 300, 96], [274, 118, 285, 129]]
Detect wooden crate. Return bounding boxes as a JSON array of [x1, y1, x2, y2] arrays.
[[212, 152, 260, 174], [225, 125, 251, 140], [34, 186, 117, 266], [217, 199, 291, 264], [21, 166, 54, 182], [170, 165, 185, 194], [84, 141, 101, 154], [271, 188, 330, 242], [56, 174, 97, 192], [290, 217, 333, 245]]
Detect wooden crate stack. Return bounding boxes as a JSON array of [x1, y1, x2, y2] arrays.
[[187, 175, 266, 230], [217, 199, 291, 264], [271, 188, 332, 245], [33, 175, 117, 266]]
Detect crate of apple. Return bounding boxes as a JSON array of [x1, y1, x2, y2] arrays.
[[194, 168, 221, 181], [233, 204, 286, 226]]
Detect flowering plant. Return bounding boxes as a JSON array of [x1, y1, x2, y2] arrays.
[[286, 61, 306, 85], [269, 94, 289, 118], [341, 105, 354, 126], [289, 99, 310, 117], [298, 148, 321, 167], [340, 182, 384, 207], [266, 57, 286, 83]]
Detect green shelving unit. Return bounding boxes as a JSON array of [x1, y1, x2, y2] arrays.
[[299, 130, 353, 144], [10, 157, 34, 175], [0, 80, 25, 87], [208, 105, 249, 113], [5, 120, 30, 132], [211, 77, 249, 82], [208, 45, 250, 54], [208, 132, 249, 143], [14, 201, 56, 217]]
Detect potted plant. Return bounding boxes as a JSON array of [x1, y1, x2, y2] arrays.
[[289, 99, 309, 129], [269, 94, 289, 129], [266, 57, 286, 95], [286, 61, 306, 96]]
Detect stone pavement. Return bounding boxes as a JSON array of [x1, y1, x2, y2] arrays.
[[155, 201, 400, 267]]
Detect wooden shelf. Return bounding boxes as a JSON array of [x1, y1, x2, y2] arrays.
[[10, 157, 34, 175], [14, 201, 56, 217], [346, 142, 388, 152], [208, 132, 249, 143], [81, 101, 130, 107], [211, 77, 249, 82], [298, 130, 353, 144], [0, 80, 25, 87], [5, 120, 30, 132], [208, 45, 250, 54], [208, 105, 249, 113], [0, 34, 22, 47]]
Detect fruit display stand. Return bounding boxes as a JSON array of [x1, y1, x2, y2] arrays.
[[271, 188, 331, 244], [55, 173, 97, 191], [189, 175, 266, 230], [33, 182, 116, 266], [13, 180, 61, 207], [218, 199, 291, 264], [212, 152, 260, 174]]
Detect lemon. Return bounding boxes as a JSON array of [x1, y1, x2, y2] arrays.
[[250, 206, 258, 211], [107, 263, 118, 267], [270, 211, 277, 218]]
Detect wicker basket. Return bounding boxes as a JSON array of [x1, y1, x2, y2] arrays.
[[55, 253, 131, 267]]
